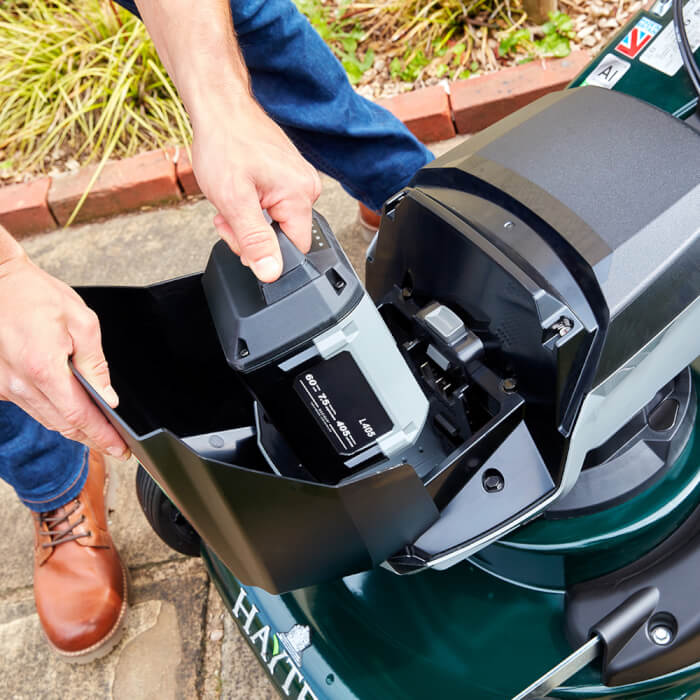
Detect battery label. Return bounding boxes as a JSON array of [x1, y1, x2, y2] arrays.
[[641, 0, 700, 75], [295, 351, 393, 456]]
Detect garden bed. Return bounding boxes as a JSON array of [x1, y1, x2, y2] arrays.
[[305, 0, 646, 99], [0, 0, 644, 187]]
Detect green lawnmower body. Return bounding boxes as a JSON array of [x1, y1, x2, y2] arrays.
[[202, 377, 699, 700], [199, 10, 700, 700]]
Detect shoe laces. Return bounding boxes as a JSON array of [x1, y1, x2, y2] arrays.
[[38, 500, 91, 548]]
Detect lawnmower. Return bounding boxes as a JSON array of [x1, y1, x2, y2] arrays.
[[74, 2, 699, 697]]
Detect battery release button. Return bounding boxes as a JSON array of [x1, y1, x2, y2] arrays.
[[419, 303, 466, 344]]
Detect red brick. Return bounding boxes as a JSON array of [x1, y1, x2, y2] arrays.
[[450, 51, 591, 134], [174, 148, 201, 196], [379, 85, 455, 143], [48, 149, 181, 226], [0, 178, 56, 238]]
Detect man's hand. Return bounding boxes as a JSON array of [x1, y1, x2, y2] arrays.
[[192, 96, 321, 282], [0, 234, 129, 459], [135, 0, 321, 283]]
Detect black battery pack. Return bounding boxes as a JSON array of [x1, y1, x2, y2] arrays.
[[202, 213, 429, 484]]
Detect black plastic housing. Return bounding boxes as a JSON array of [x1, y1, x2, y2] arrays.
[[73, 87, 699, 593], [75, 278, 438, 593], [202, 212, 363, 372], [367, 86, 700, 483], [567, 496, 700, 685]]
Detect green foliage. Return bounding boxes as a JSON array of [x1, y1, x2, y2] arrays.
[[499, 28, 531, 56], [538, 11, 574, 57], [294, 0, 374, 84], [390, 50, 430, 82], [390, 39, 477, 83], [0, 0, 191, 221], [499, 11, 574, 59]]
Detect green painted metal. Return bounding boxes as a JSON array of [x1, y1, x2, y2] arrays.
[[569, 8, 700, 120], [203, 376, 700, 699], [472, 418, 700, 590]]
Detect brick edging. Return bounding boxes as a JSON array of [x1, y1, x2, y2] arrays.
[[0, 51, 590, 238]]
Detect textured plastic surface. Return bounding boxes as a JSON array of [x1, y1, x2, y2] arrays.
[[407, 421, 555, 570], [406, 87, 700, 424], [567, 488, 700, 684], [259, 225, 320, 305], [548, 368, 697, 515], [203, 211, 363, 372]]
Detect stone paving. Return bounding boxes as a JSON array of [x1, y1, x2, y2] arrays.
[[2, 136, 466, 699]]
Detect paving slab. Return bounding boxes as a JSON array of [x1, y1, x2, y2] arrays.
[[3, 133, 468, 699], [0, 457, 183, 596], [0, 558, 208, 700]]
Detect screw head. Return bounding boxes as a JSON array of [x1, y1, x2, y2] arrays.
[[650, 624, 673, 646], [482, 469, 505, 493], [503, 220, 515, 229], [551, 317, 574, 337], [208, 434, 225, 448], [501, 377, 517, 394]]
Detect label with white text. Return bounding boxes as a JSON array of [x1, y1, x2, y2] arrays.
[[295, 351, 392, 456]]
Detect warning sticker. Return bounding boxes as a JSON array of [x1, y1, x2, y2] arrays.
[[616, 17, 663, 58], [650, 0, 672, 17], [641, 0, 700, 76], [584, 54, 631, 88]]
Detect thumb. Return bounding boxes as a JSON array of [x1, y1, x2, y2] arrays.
[[219, 184, 283, 283], [67, 308, 119, 408]]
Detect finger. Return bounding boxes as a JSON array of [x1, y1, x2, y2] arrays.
[[46, 370, 130, 460], [0, 366, 95, 453], [218, 182, 283, 282], [66, 306, 119, 408], [213, 214, 241, 256], [266, 197, 313, 255]]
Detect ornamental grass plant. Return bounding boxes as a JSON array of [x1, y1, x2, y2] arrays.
[[0, 0, 190, 221]]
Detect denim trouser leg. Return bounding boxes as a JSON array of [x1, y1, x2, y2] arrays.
[[114, 0, 434, 211], [0, 402, 88, 513], [231, 0, 433, 211]]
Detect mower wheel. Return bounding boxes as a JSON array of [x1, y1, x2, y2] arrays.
[[135, 465, 201, 557]]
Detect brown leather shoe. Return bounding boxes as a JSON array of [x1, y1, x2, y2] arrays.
[[358, 201, 381, 231], [32, 451, 128, 663]]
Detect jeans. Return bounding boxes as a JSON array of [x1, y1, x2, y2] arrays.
[[0, 0, 432, 512], [116, 0, 433, 211], [0, 402, 88, 512]]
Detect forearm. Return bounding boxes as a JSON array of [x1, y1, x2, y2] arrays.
[[134, 0, 253, 131], [134, 0, 321, 282]]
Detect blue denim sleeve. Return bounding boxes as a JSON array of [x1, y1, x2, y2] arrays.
[[112, 0, 140, 18]]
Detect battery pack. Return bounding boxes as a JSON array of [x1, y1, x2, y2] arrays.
[[202, 212, 429, 484]]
